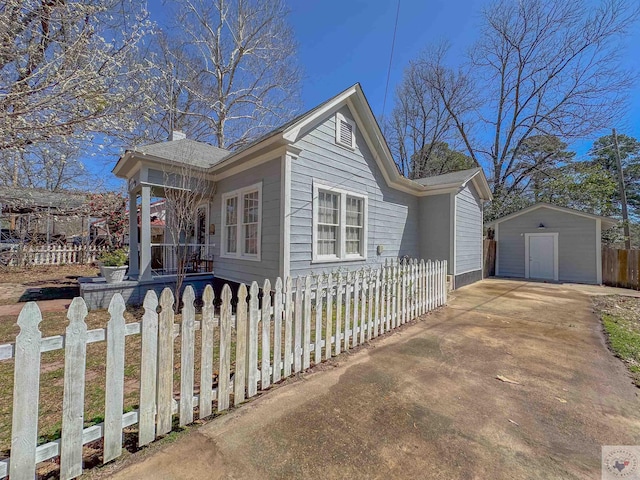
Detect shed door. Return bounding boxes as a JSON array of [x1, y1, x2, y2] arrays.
[[528, 235, 555, 280]]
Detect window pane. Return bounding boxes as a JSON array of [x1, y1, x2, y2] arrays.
[[244, 224, 258, 254], [226, 226, 236, 253], [318, 191, 339, 225], [346, 196, 362, 226], [318, 224, 337, 256], [243, 191, 259, 223], [226, 197, 237, 225], [346, 226, 361, 255]]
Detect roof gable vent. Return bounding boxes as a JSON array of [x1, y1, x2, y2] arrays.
[[335, 113, 355, 149]]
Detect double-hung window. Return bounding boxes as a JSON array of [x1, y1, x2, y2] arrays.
[[313, 184, 367, 262], [221, 183, 262, 260]]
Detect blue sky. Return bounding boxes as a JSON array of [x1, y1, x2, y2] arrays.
[[98, 0, 640, 187], [285, 0, 640, 155]]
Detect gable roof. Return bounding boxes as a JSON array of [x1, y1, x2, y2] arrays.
[[211, 84, 492, 199], [485, 203, 618, 229], [113, 84, 493, 200]]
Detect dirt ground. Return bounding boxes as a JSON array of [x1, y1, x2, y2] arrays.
[[0, 264, 98, 304], [95, 279, 640, 480]]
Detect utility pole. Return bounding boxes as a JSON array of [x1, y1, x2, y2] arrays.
[[613, 128, 631, 249]]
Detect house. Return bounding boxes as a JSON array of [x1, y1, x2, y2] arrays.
[[101, 84, 491, 307], [485, 203, 617, 284]]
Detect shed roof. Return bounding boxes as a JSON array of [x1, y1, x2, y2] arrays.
[[485, 203, 618, 229]]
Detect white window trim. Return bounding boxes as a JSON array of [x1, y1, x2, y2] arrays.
[[220, 182, 262, 262], [524, 232, 559, 281], [312, 182, 368, 264], [335, 112, 356, 149]]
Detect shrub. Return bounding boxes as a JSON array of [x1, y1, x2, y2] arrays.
[[97, 249, 128, 267]]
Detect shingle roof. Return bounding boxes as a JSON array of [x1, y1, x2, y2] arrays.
[[0, 186, 88, 212], [413, 167, 484, 187], [131, 139, 230, 169]]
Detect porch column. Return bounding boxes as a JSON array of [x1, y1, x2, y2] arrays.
[[128, 192, 139, 278], [139, 185, 152, 280]]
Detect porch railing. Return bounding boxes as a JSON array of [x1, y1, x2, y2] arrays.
[[150, 243, 214, 276]]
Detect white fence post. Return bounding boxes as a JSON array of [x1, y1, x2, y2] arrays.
[[103, 294, 126, 464], [335, 272, 343, 356], [284, 277, 294, 377], [235, 283, 248, 406], [138, 290, 159, 447], [156, 288, 175, 436], [325, 274, 333, 361], [273, 278, 284, 383], [261, 279, 272, 389], [61, 298, 89, 479], [179, 287, 196, 426], [218, 284, 232, 411], [314, 276, 323, 365], [200, 285, 215, 417], [10, 302, 43, 480], [247, 282, 259, 398]]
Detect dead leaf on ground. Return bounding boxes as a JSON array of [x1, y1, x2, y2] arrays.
[[555, 397, 567, 403], [496, 375, 521, 385], [508, 418, 519, 426]]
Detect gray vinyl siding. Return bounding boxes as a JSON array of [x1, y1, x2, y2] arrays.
[[210, 158, 281, 284], [497, 207, 598, 284], [289, 105, 420, 277], [418, 194, 452, 275], [455, 184, 482, 275]]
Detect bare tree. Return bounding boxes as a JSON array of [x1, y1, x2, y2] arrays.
[[407, 0, 638, 218], [143, 0, 301, 150], [386, 47, 460, 178], [0, 0, 153, 155], [162, 157, 216, 309]]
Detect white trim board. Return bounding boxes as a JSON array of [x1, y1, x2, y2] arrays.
[[486, 203, 616, 229], [280, 153, 293, 279], [524, 232, 559, 281]]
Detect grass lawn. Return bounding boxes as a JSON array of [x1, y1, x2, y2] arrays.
[[593, 295, 640, 386]]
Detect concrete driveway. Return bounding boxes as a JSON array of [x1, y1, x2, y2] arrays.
[[103, 279, 640, 480]]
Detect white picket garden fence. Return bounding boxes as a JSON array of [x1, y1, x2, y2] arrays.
[[0, 258, 447, 480], [2, 244, 107, 266]]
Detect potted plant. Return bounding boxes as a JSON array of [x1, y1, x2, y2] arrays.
[[97, 248, 128, 283]]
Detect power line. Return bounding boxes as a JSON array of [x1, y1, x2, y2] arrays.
[[381, 0, 400, 120]]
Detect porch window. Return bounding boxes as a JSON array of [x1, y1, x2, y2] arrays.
[[221, 182, 262, 261], [313, 183, 367, 262]]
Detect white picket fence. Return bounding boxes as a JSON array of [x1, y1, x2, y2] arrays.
[[2, 244, 107, 266], [0, 258, 447, 480]]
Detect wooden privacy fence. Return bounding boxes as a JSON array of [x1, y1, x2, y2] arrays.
[[0, 258, 447, 480], [483, 239, 496, 277], [602, 247, 640, 290], [2, 244, 107, 267]]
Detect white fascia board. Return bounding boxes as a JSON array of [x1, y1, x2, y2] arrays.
[[138, 157, 217, 182], [468, 173, 493, 202], [487, 203, 615, 227]]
